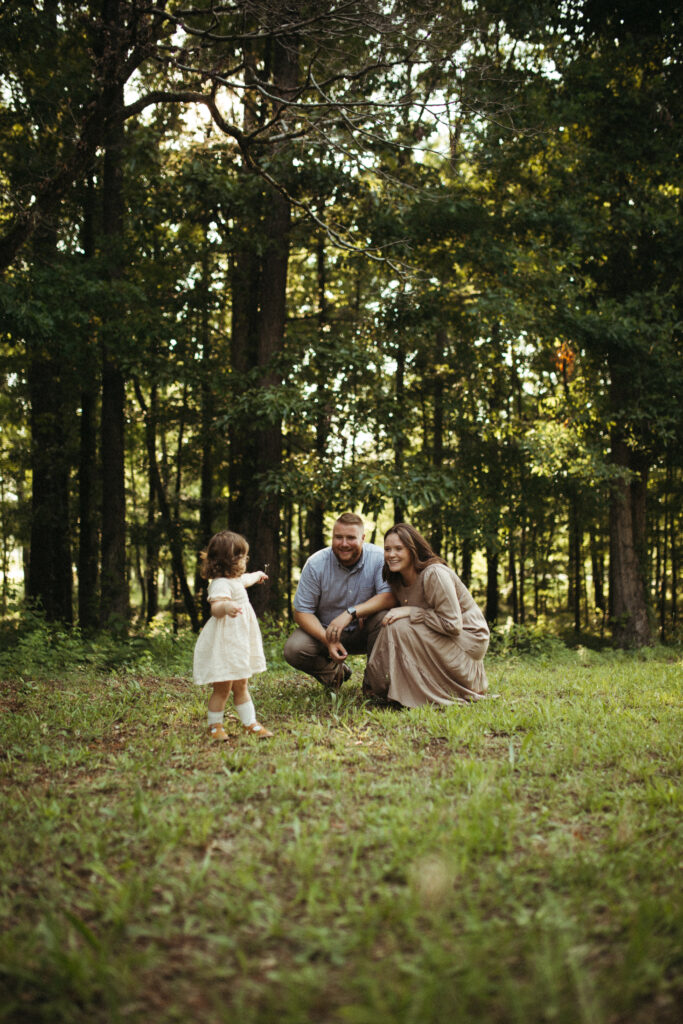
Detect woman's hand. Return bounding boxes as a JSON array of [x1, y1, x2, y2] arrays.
[[382, 606, 413, 625]]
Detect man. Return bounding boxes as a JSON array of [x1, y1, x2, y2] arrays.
[[283, 513, 396, 690]]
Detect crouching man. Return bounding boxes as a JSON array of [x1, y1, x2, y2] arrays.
[[283, 513, 396, 691]]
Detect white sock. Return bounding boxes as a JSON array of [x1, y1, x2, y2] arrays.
[[235, 700, 257, 727], [208, 710, 224, 726]]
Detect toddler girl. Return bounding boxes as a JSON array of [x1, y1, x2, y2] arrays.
[[193, 530, 273, 741]]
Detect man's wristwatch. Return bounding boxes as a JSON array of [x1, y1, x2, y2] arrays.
[[346, 606, 358, 620]]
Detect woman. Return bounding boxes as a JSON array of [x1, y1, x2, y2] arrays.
[[363, 523, 490, 707]]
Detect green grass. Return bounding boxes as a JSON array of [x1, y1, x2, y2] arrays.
[[0, 624, 681, 1023]]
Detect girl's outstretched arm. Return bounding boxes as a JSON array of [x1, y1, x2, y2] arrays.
[[240, 571, 268, 588]]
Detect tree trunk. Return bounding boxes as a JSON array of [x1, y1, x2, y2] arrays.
[[298, 506, 306, 568], [508, 532, 518, 623], [285, 498, 293, 619], [195, 238, 215, 624], [100, 350, 128, 627], [77, 176, 99, 630], [228, 227, 260, 532], [134, 379, 199, 631], [145, 383, 159, 622], [659, 483, 668, 640], [249, 182, 289, 615], [589, 527, 606, 614], [26, 222, 73, 622], [78, 386, 99, 628], [570, 490, 581, 633], [99, 1, 128, 627], [460, 536, 472, 590], [519, 515, 527, 625], [24, 2, 73, 623], [0, 471, 8, 613], [27, 327, 73, 622], [531, 523, 540, 620], [394, 340, 406, 524], [228, 179, 289, 617], [485, 545, 499, 624], [228, 34, 298, 617], [671, 468, 678, 633], [306, 234, 329, 556], [431, 341, 445, 555], [127, 446, 145, 620], [608, 435, 651, 646]]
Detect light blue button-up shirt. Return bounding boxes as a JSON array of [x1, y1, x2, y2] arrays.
[[293, 544, 391, 629]]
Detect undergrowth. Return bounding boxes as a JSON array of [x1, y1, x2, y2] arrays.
[[0, 616, 681, 1024]]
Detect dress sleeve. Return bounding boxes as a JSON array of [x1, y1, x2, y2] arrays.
[[409, 565, 463, 636], [208, 578, 232, 602]]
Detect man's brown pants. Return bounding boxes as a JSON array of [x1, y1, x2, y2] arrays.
[[283, 611, 388, 687]]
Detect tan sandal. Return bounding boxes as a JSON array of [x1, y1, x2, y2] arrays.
[[243, 721, 273, 739], [209, 723, 229, 742]]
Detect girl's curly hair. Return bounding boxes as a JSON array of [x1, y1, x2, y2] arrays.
[[200, 530, 249, 580]]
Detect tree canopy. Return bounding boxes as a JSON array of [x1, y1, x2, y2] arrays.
[[1, 0, 681, 645]]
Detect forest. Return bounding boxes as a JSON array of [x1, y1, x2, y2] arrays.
[[1, 0, 681, 648]]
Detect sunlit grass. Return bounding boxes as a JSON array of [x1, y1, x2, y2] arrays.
[[0, 626, 681, 1023]]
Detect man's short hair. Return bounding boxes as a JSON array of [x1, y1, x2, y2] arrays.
[[334, 513, 364, 530]]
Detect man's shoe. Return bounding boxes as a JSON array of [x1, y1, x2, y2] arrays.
[[316, 662, 352, 692], [330, 662, 352, 692]]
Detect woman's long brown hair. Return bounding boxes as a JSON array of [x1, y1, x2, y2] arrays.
[[382, 523, 446, 586]]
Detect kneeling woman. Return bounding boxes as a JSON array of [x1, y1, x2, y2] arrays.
[[363, 523, 490, 708]]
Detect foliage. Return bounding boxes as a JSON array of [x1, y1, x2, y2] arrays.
[[487, 621, 569, 658], [0, 0, 681, 643]]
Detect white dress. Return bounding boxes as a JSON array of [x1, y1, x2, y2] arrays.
[[193, 577, 266, 685]]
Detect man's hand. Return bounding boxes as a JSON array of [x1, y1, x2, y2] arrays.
[[326, 639, 348, 663], [325, 611, 353, 643]]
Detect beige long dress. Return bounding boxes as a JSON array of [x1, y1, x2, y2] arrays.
[[363, 563, 489, 707]]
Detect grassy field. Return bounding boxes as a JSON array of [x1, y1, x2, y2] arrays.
[[0, 621, 681, 1023]]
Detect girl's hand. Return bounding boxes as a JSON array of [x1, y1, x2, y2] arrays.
[[211, 599, 242, 619], [382, 607, 413, 625], [240, 570, 268, 587]]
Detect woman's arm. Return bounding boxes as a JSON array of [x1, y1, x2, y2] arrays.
[[408, 566, 463, 636]]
